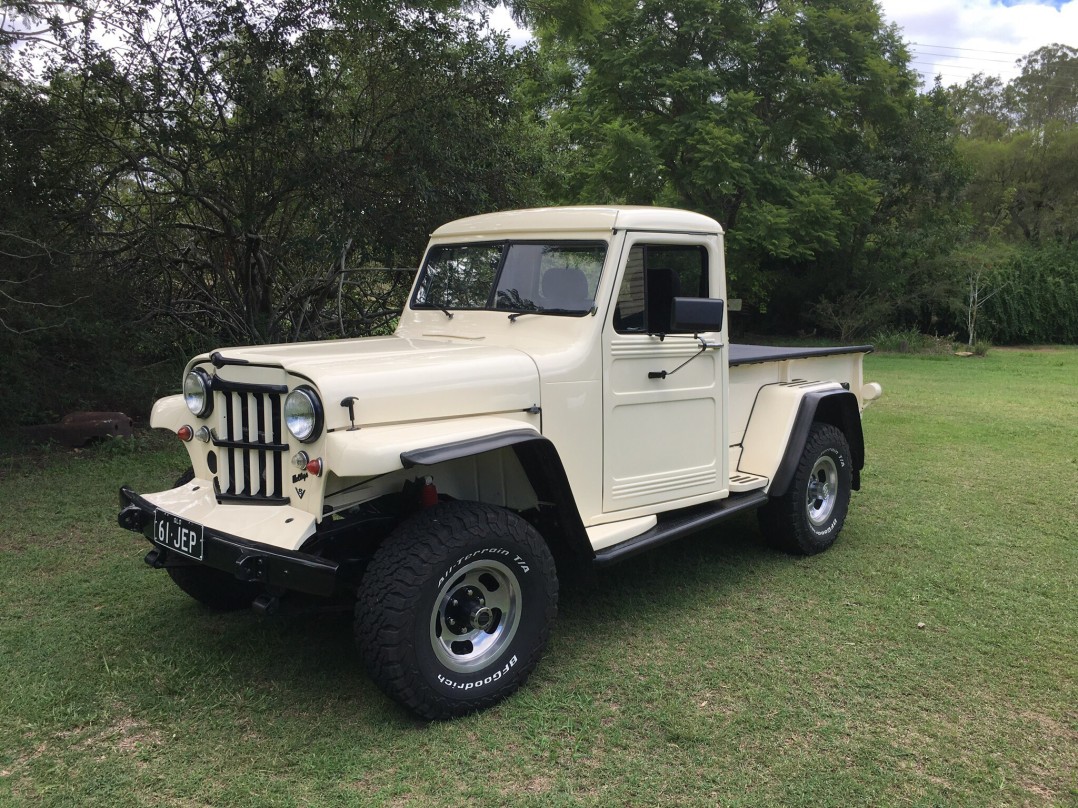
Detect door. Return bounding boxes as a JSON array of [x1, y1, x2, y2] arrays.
[[601, 235, 726, 513]]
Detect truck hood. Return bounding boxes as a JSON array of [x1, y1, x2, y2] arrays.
[[200, 336, 540, 430]]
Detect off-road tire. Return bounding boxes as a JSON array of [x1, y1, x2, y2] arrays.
[[164, 467, 261, 611], [758, 422, 852, 555], [356, 501, 558, 720]]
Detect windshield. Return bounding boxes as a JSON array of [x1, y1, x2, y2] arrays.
[[412, 241, 607, 316]]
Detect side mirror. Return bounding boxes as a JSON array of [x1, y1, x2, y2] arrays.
[[670, 297, 724, 333]]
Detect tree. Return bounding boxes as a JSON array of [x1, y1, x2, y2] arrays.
[[944, 45, 1078, 343], [533, 0, 966, 330], [0, 1, 549, 424], [953, 46, 1078, 245], [949, 243, 1013, 347]]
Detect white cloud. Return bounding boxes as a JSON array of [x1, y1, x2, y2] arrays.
[[878, 0, 1078, 86], [485, 1, 1075, 87], [487, 5, 531, 50]]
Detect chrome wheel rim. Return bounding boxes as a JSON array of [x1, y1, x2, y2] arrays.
[[430, 559, 521, 673], [805, 455, 839, 527]]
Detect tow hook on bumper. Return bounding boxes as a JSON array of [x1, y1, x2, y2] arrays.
[[119, 503, 148, 532], [117, 485, 340, 598], [235, 553, 266, 583]]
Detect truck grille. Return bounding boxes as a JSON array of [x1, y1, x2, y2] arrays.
[[211, 378, 289, 504]]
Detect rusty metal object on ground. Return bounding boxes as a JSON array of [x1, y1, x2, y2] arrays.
[[24, 411, 134, 447]]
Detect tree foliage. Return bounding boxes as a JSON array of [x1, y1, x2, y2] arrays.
[[0, 0, 546, 424], [2, 2, 1076, 426], [532, 0, 966, 333], [947, 44, 1078, 343]]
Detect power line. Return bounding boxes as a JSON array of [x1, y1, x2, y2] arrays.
[[910, 41, 1028, 58], [910, 61, 1006, 74], [910, 66, 1078, 92], [912, 49, 1017, 65]]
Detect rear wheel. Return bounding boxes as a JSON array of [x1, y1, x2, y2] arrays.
[[758, 422, 852, 555], [356, 501, 558, 720]]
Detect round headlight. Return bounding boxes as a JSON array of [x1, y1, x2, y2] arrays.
[[285, 387, 323, 443], [184, 369, 213, 418]]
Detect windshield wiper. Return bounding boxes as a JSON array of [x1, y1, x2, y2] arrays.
[[508, 308, 590, 322]]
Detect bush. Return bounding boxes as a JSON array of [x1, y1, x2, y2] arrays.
[[870, 328, 958, 354], [982, 244, 1078, 344]]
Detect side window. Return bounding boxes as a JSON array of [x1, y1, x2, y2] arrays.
[[613, 245, 708, 334]]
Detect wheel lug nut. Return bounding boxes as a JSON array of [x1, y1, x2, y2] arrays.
[[450, 599, 458, 607], [447, 617, 455, 626]]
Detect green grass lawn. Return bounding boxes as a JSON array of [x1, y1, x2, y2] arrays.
[[1, 349, 1075, 806]]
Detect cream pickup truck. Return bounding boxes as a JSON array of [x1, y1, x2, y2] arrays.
[[118, 206, 882, 719]]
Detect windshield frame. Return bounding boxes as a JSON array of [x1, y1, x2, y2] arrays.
[[410, 239, 609, 318]]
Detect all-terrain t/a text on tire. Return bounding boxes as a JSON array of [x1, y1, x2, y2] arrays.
[[759, 422, 852, 555], [355, 501, 558, 719]]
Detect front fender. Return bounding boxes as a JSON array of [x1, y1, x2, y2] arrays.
[[150, 394, 188, 431], [324, 415, 541, 478], [324, 415, 593, 562]]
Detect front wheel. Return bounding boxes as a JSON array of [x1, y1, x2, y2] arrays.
[[758, 422, 852, 555], [355, 501, 558, 720]]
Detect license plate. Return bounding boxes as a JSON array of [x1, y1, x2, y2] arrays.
[[153, 510, 205, 561]]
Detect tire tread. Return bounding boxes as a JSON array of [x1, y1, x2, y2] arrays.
[[758, 422, 851, 555], [356, 501, 557, 720]]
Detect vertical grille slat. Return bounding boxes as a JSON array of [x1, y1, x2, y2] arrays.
[[210, 378, 291, 505], [256, 396, 268, 497], [225, 391, 237, 495], [271, 395, 283, 497], [240, 391, 251, 496]]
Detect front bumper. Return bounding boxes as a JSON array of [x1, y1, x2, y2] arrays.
[[118, 486, 339, 597]]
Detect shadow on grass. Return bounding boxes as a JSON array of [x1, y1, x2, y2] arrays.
[[119, 511, 779, 725]]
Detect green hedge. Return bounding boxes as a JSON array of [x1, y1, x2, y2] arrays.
[[983, 244, 1078, 344]]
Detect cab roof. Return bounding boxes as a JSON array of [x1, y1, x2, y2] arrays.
[[431, 206, 724, 239]]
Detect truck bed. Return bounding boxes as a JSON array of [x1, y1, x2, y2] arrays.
[[727, 343, 874, 447]]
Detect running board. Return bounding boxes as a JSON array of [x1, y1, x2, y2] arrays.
[[592, 490, 770, 567]]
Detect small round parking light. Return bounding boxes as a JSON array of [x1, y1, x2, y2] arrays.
[[305, 457, 323, 477], [177, 425, 194, 442]]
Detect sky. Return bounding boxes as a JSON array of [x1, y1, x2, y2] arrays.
[[880, 0, 1077, 85], [490, 0, 1077, 87]]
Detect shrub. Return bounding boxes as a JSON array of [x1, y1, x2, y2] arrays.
[[870, 328, 958, 354], [982, 244, 1078, 344]]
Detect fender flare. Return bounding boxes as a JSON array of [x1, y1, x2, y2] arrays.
[[149, 394, 188, 431], [401, 431, 593, 561], [769, 389, 865, 498]]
